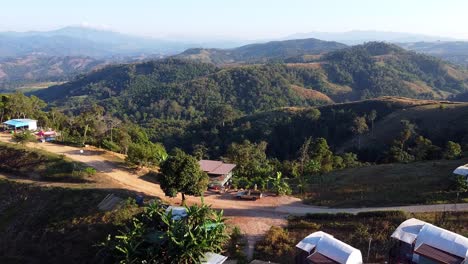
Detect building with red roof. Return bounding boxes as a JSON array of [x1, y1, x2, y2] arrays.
[[199, 160, 236, 187]]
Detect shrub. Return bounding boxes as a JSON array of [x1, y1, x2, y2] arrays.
[[83, 167, 97, 176], [255, 226, 294, 261], [232, 177, 251, 189], [126, 142, 168, 166], [443, 141, 462, 160], [102, 139, 121, 153], [12, 131, 36, 144]]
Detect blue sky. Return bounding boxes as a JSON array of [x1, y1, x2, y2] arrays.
[[2, 0, 468, 40]]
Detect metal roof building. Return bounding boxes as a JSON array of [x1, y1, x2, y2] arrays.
[[3, 119, 37, 130], [199, 160, 236, 186]]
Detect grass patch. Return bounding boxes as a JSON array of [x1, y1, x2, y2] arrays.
[[0, 142, 93, 182], [255, 211, 468, 263], [305, 158, 468, 207], [0, 179, 142, 263]]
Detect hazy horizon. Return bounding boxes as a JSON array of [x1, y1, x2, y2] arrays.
[[2, 0, 468, 41]]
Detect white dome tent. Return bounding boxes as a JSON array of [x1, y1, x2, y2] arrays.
[[296, 231, 363, 264]]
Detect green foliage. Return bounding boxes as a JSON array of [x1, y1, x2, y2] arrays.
[[159, 149, 209, 202], [255, 226, 294, 262], [102, 139, 121, 152], [83, 167, 97, 176], [341, 152, 360, 168], [126, 142, 168, 167], [386, 140, 415, 163], [269, 172, 292, 195], [225, 140, 272, 179], [12, 131, 36, 144], [104, 202, 229, 264], [451, 175, 468, 193], [231, 177, 252, 189], [443, 141, 462, 160]]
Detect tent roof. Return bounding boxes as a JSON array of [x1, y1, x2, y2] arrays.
[[415, 223, 468, 259], [3, 119, 37, 128], [296, 231, 333, 253], [315, 235, 363, 264], [392, 218, 468, 260], [453, 165, 468, 176], [165, 206, 188, 220], [391, 218, 427, 244], [296, 231, 363, 264]]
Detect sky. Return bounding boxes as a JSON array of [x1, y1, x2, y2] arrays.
[[1, 0, 468, 40]]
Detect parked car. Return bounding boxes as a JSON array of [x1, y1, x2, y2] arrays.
[[235, 190, 262, 200]]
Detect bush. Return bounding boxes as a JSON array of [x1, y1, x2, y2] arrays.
[[83, 167, 97, 176], [102, 139, 121, 153], [443, 141, 462, 160], [126, 142, 168, 166], [255, 226, 294, 261], [232, 177, 251, 189], [12, 131, 36, 144]]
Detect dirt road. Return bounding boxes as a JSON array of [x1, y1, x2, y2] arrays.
[[2, 134, 468, 259]]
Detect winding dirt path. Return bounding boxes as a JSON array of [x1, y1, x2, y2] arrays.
[[2, 134, 468, 259]]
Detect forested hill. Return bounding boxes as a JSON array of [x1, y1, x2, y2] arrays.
[[174, 38, 348, 64], [0, 55, 107, 91], [34, 42, 468, 123]]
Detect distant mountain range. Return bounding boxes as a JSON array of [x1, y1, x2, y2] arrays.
[[284, 30, 459, 45], [0, 26, 245, 58], [398, 41, 468, 66], [174, 38, 348, 64], [0, 54, 167, 92]]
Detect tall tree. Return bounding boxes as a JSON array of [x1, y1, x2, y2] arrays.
[[367, 110, 377, 137], [351, 116, 369, 149], [160, 149, 209, 203], [225, 140, 272, 179]]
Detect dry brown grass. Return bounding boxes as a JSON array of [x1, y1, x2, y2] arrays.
[[290, 85, 333, 103]]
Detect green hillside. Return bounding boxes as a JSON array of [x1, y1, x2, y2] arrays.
[[33, 42, 468, 124], [169, 97, 455, 160], [174, 38, 348, 64]]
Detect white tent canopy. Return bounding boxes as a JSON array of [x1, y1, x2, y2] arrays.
[[415, 224, 468, 259], [296, 231, 363, 264], [165, 206, 188, 220], [391, 218, 427, 244], [392, 218, 468, 260], [296, 231, 333, 253], [453, 165, 468, 177]]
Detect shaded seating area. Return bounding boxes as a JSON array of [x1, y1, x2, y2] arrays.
[[2, 118, 37, 131], [390, 218, 468, 264], [296, 231, 363, 264]]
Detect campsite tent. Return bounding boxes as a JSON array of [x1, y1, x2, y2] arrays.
[[3, 119, 37, 130], [296, 231, 363, 264], [453, 165, 468, 183], [391, 218, 468, 264]]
